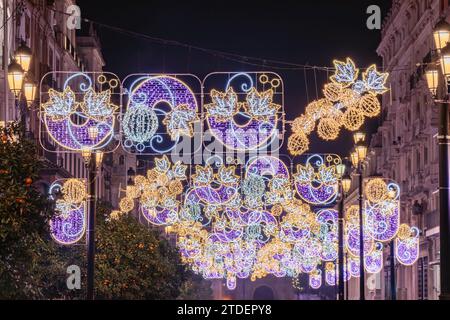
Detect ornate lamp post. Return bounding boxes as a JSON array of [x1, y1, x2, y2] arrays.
[[14, 41, 32, 74], [336, 162, 351, 300], [350, 131, 368, 300], [82, 150, 103, 300], [426, 20, 450, 300]]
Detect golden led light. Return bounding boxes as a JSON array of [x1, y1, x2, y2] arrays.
[[317, 118, 340, 141], [364, 178, 388, 203], [62, 179, 87, 204], [342, 107, 364, 131], [287, 131, 310, 156], [336, 163, 346, 178], [358, 94, 381, 118], [119, 197, 134, 213], [323, 83, 343, 102]]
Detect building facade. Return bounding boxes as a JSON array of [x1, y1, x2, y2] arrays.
[[344, 0, 447, 300], [0, 0, 131, 205]]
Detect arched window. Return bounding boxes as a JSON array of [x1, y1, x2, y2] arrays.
[[119, 155, 125, 166]]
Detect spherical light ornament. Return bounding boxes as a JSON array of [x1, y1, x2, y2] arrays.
[[323, 83, 343, 102], [147, 168, 158, 182], [271, 204, 283, 217], [288, 132, 310, 156], [123, 105, 158, 147], [345, 205, 359, 223], [340, 88, 360, 108], [134, 175, 148, 190], [141, 189, 159, 208], [110, 210, 122, 221], [119, 197, 134, 213], [169, 179, 183, 195], [365, 178, 388, 203], [358, 94, 381, 118], [317, 118, 341, 141], [126, 185, 140, 199], [342, 107, 365, 131], [62, 179, 86, 204], [292, 115, 315, 135]]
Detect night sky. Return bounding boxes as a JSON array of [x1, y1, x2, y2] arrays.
[[77, 0, 393, 158]]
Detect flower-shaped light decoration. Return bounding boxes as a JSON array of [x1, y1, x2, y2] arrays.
[[288, 58, 389, 156], [395, 224, 420, 266]]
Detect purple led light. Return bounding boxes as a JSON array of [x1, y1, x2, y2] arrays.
[[50, 204, 85, 245]]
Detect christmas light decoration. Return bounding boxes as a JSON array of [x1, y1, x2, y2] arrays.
[[122, 75, 199, 154], [204, 72, 282, 151], [395, 224, 420, 266], [288, 58, 389, 156], [40, 73, 118, 152], [49, 180, 86, 245]]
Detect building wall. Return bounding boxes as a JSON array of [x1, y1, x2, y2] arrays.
[[346, 0, 448, 300], [0, 0, 126, 206]]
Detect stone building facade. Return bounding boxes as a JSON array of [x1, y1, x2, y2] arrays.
[[0, 0, 132, 206], [345, 0, 448, 300]]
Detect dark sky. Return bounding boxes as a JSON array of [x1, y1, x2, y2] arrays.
[[77, 0, 393, 159]]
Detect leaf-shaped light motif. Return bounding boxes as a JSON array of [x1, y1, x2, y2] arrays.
[[163, 104, 199, 140], [42, 87, 77, 121], [81, 88, 117, 122], [245, 88, 280, 121], [171, 161, 188, 180], [363, 65, 389, 95], [330, 58, 359, 87], [294, 164, 315, 185], [317, 165, 338, 185], [205, 88, 239, 121], [218, 166, 239, 186], [193, 165, 214, 185], [155, 155, 170, 173]]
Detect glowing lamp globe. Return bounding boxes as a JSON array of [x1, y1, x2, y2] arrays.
[[350, 151, 359, 168], [14, 42, 32, 73], [439, 44, 450, 78], [425, 68, 439, 97], [355, 141, 368, 162], [7, 60, 25, 97], [342, 174, 352, 194], [23, 81, 37, 107], [336, 163, 346, 178], [353, 132, 366, 144], [434, 20, 450, 50]]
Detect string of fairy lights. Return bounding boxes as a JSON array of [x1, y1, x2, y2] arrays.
[[39, 60, 420, 291]]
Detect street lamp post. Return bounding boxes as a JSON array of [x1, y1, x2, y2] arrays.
[[336, 162, 351, 301], [427, 20, 450, 300], [83, 150, 103, 300], [351, 132, 368, 300]]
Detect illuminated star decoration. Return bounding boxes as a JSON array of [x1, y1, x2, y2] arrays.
[[288, 58, 389, 156]]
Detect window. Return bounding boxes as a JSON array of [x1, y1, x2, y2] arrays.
[[119, 155, 125, 166], [418, 257, 428, 300], [424, 146, 429, 165]]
